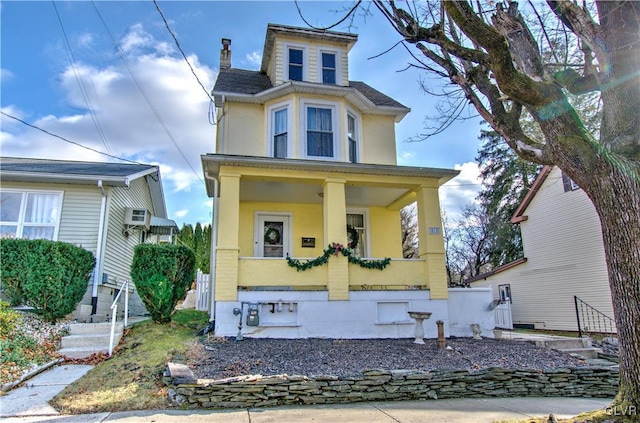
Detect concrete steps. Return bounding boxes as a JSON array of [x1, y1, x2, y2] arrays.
[[58, 322, 123, 359], [532, 337, 603, 360]]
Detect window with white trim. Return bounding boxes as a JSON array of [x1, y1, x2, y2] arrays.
[[0, 190, 63, 240], [288, 48, 303, 81], [347, 212, 367, 258], [347, 113, 358, 163], [306, 105, 335, 158], [272, 107, 288, 158], [321, 52, 336, 84]]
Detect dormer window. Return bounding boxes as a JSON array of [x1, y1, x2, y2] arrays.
[[288, 48, 303, 81], [322, 52, 336, 84]]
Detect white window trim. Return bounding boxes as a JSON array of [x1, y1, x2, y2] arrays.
[[0, 189, 64, 241], [301, 98, 341, 161], [253, 211, 293, 258], [266, 100, 293, 158], [317, 47, 341, 85], [346, 207, 371, 258], [284, 42, 308, 82], [346, 107, 362, 164]]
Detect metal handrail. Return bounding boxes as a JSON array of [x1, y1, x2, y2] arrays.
[[574, 295, 616, 338], [109, 279, 130, 356]]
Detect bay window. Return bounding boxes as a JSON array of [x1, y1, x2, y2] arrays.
[[348, 113, 358, 163], [273, 107, 288, 158], [306, 106, 334, 158]]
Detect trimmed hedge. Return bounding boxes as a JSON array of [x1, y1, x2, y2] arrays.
[[131, 244, 195, 323], [0, 239, 95, 322]]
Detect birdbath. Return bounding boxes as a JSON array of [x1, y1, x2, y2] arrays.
[[408, 311, 432, 344]]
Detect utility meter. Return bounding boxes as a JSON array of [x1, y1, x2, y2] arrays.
[[246, 304, 260, 326]]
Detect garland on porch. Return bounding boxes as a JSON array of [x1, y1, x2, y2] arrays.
[[286, 242, 391, 272]]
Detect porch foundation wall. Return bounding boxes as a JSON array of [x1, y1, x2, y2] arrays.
[[214, 289, 494, 339]]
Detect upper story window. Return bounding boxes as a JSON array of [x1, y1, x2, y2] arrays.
[[561, 172, 580, 191], [347, 113, 358, 163], [306, 106, 334, 158], [288, 48, 303, 81], [0, 190, 62, 241], [273, 107, 288, 158], [321, 52, 336, 84]]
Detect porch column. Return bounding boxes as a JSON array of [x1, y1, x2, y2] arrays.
[[323, 178, 349, 300], [215, 172, 241, 301], [416, 185, 448, 299]]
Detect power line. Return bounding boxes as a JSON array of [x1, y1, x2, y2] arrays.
[[153, 0, 215, 104], [90, 0, 204, 185], [52, 1, 114, 157], [1, 111, 144, 165]]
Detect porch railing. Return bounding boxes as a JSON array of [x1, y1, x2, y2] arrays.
[[574, 295, 616, 338], [109, 279, 130, 356]]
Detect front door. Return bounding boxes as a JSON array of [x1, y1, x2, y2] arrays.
[[255, 214, 290, 258]]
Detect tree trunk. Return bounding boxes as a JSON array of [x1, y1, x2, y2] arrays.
[[588, 166, 640, 408]]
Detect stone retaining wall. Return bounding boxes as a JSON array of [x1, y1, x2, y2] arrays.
[[165, 363, 618, 409]]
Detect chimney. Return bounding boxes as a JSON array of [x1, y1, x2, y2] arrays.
[[220, 38, 231, 70]]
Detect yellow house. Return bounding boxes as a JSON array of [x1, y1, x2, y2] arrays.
[[202, 24, 492, 338]]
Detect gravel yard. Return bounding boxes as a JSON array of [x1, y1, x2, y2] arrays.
[[186, 336, 588, 380]]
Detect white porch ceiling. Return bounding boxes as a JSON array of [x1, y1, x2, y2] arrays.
[[239, 180, 410, 207]]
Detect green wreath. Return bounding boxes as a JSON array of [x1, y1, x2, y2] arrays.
[[347, 225, 359, 249], [264, 227, 281, 245]]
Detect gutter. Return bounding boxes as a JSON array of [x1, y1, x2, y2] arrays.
[[203, 171, 220, 325], [92, 180, 109, 313]]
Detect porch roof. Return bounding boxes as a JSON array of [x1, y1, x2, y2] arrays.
[[201, 154, 459, 209]]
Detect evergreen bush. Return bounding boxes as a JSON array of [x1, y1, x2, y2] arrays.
[[0, 239, 95, 322], [130, 244, 195, 323]]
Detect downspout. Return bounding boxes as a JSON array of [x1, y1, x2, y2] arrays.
[[203, 171, 219, 324], [92, 180, 109, 314]]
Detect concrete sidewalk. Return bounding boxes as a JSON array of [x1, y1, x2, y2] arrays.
[[0, 364, 612, 422]]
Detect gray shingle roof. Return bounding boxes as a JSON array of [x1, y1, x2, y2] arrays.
[[348, 81, 406, 108], [0, 157, 155, 178], [213, 69, 273, 94], [212, 69, 406, 109]]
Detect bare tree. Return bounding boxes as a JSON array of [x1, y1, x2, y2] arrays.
[[369, 1, 640, 408], [400, 203, 419, 258]]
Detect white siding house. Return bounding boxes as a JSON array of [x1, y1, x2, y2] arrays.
[[0, 157, 179, 321], [470, 166, 614, 331]]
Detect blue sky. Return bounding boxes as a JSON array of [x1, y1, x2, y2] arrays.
[[1, 1, 483, 226]]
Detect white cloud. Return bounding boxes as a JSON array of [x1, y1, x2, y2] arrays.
[[439, 162, 482, 221], [76, 32, 94, 48], [174, 209, 189, 218], [0, 68, 15, 82], [1, 24, 215, 218], [244, 50, 262, 69]]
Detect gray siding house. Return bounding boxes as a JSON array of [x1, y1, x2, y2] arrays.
[[469, 166, 613, 332], [0, 157, 179, 320]]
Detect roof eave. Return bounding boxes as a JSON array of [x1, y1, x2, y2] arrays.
[[0, 171, 130, 187], [201, 154, 458, 197], [212, 82, 410, 120]]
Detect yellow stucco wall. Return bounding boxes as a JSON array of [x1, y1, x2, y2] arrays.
[[218, 95, 398, 165], [239, 201, 325, 258], [217, 102, 265, 155], [361, 114, 397, 165], [368, 207, 402, 258]]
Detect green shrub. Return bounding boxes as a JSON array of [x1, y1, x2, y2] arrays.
[[131, 244, 195, 323], [0, 239, 30, 305], [0, 239, 95, 322]]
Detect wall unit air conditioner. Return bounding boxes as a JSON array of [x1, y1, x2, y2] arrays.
[[124, 207, 151, 230]]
